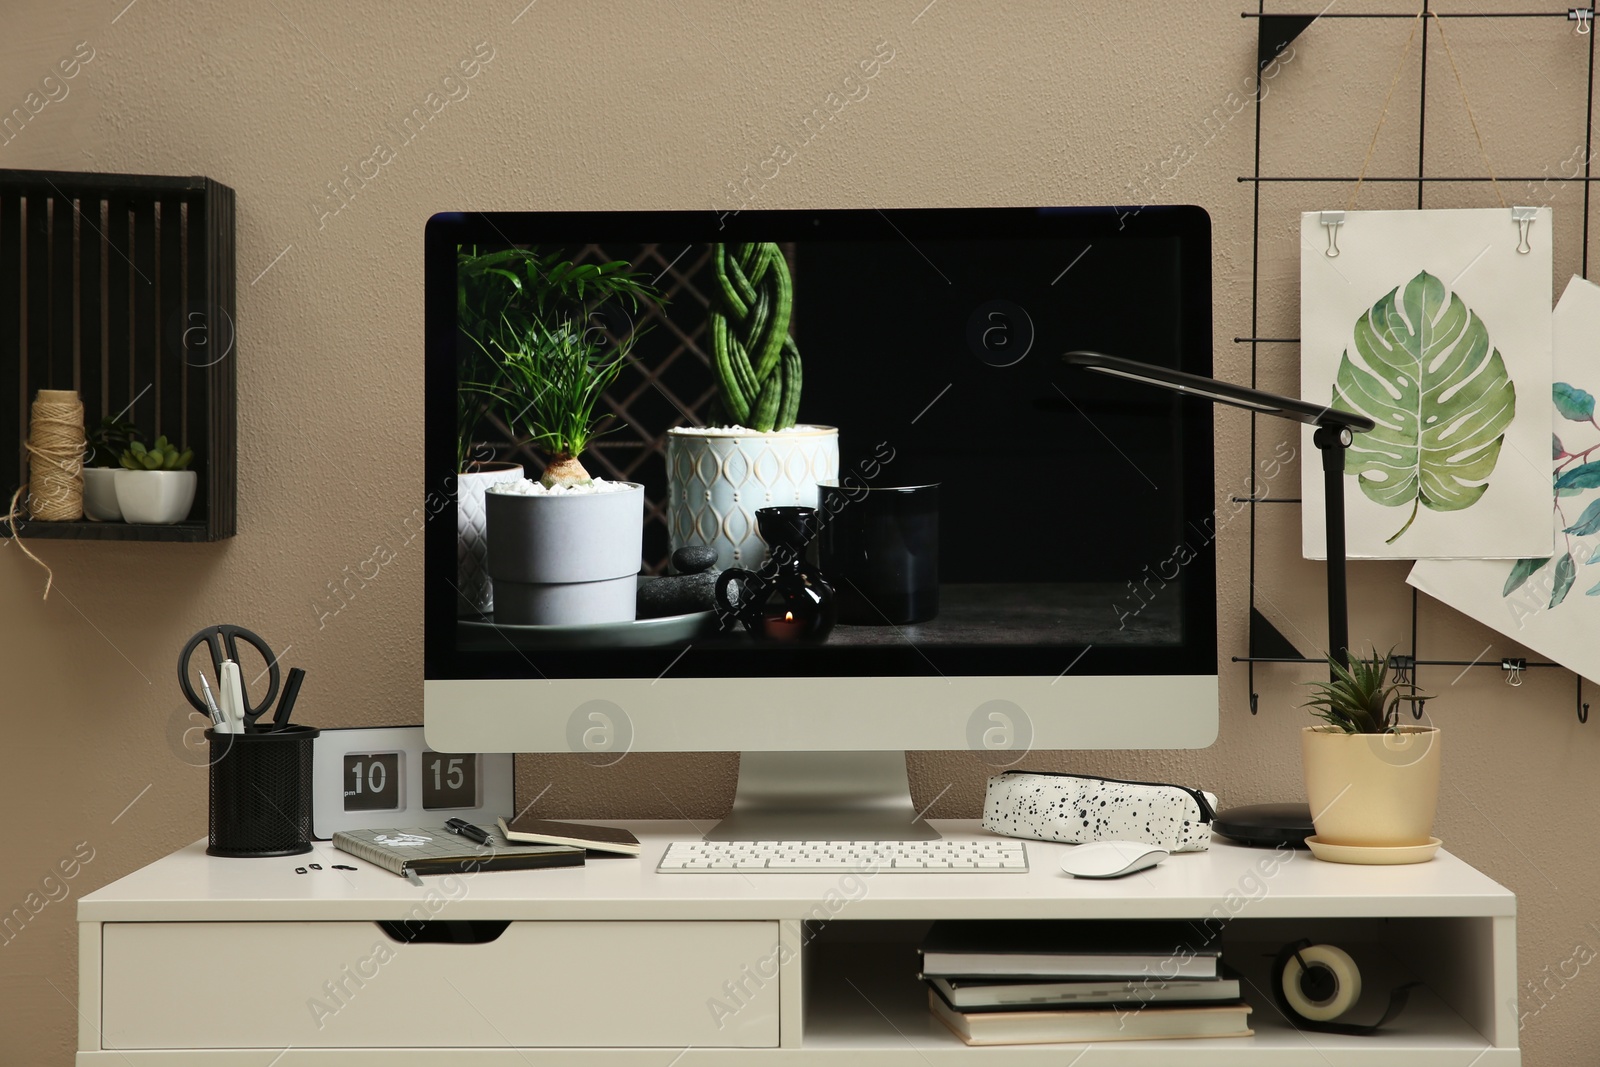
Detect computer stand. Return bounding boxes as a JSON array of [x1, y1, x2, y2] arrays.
[[703, 751, 941, 841]]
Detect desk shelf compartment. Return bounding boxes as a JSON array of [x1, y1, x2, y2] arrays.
[[0, 168, 236, 541], [800, 917, 1516, 1065]]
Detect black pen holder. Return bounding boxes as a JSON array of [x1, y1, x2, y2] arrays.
[[206, 725, 319, 857]]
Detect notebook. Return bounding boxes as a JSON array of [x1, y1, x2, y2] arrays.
[[929, 987, 1253, 1045], [928, 969, 1242, 1011], [333, 825, 584, 878], [919, 920, 1221, 979], [497, 816, 642, 856]]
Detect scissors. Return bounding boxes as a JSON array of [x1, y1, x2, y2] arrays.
[[177, 625, 282, 730]]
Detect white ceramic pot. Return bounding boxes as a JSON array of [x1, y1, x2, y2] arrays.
[[82, 467, 123, 521], [666, 425, 839, 569], [486, 483, 644, 625], [113, 469, 197, 525], [1302, 725, 1440, 849], [456, 462, 525, 617]]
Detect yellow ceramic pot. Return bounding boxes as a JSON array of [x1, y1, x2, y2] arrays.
[[1301, 725, 1440, 847]]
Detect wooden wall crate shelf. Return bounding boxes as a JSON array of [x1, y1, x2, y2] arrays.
[[0, 168, 236, 542]]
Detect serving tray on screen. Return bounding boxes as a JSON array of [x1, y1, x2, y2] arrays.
[[458, 610, 719, 650]]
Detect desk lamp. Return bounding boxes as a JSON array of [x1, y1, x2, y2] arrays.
[[1062, 351, 1376, 847]]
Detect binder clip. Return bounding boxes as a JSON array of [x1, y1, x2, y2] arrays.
[[1570, 8, 1593, 35], [1502, 658, 1526, 687], [1512, 206, 1538, 254], [1320, 211, 1345, 258]]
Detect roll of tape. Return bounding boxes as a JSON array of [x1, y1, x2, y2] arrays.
[[1281, 943, 1362, 1022]]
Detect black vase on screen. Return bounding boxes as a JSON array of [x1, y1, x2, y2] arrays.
[[714, 507, 837, 643], [818, 482, 940, 625]]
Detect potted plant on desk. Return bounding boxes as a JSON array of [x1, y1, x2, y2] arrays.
[[114, 435, 197, 525], [1300, 648, 1440, 864], [81, 414, 136, 521], [469, 252, 662, 626], [666, 242, 839, 569]]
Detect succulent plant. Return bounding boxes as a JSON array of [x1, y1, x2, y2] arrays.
[[708, 242, 803, 432], [1301, 647, 1430, 734], [120, 435, 194, 472]]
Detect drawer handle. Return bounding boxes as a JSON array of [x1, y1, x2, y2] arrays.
[[376, 919, 511, 945]]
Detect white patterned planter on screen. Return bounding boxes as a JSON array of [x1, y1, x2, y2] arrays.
[[456, 462, 525, 617], [113, 469, 196, 524], [666, 425, 839, 569], [485, 481, 644, 625]]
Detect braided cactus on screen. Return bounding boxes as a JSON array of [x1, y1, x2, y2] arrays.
[[709, 242, 803, 432]]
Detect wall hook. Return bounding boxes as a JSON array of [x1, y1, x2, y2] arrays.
[[1249, 691, 1260, 716], [1580, 676, 1590, 725]]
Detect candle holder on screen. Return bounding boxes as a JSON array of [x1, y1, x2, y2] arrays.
[[714, 507, 837, 643]]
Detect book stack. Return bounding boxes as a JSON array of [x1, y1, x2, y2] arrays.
[[919, 920, 1253, 1046]]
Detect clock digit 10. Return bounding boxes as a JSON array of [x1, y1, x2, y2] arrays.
[[344, 752, 402, 812], [421, 751, 479, 810]]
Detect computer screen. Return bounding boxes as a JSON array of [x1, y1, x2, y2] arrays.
[[423, 206, 1217, 757]]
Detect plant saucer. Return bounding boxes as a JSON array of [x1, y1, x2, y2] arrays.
[[1305, 836, 1442, 865]]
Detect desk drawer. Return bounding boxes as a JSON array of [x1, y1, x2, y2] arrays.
[[102, 920, 781, 1049]]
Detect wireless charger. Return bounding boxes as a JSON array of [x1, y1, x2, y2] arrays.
[[1212, 803, 1315, 849]]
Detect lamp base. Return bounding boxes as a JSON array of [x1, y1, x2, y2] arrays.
[[1212, 803, 1314, 849]]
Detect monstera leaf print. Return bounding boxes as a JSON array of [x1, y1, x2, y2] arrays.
[[1333, 270, 1517, 544]]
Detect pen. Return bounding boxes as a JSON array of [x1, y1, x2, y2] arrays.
[[273, 667, 305, 729], [197, 670, 226, 730], [445, 819, 491, 846]]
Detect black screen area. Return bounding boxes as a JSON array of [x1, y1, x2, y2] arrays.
[[424, 208, 1215, 680]]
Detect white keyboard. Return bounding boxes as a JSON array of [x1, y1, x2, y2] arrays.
[[656, 839, 1028, 873]]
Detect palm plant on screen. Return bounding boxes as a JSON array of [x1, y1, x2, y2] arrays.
[[459, 248, 661, 486]]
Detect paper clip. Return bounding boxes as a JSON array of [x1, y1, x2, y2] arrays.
[[1320, 211, 1345, 258], [1512, 206, 1538, 254], [1501, 658, 1526, 687], [1570, 8, 1593, 35]]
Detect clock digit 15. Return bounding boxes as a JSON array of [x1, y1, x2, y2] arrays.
[[421, 751, 479, 810]]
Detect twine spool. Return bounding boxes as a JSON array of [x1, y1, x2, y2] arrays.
[[2, 389, 83, 599], [26, 390, 86, 521]]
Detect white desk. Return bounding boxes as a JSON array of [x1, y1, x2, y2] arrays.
[[78, 820, 1518, 1064]]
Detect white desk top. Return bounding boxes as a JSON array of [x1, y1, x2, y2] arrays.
[[78, 820, 1515, 923]]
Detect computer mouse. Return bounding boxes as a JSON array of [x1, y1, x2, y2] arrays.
[[1058, 839, 1169, 879]]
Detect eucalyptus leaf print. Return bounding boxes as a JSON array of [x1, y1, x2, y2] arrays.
[[1333, 271, 1516, 544], [1502, 381, 1600, 611]]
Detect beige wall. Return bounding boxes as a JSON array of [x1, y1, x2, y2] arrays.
[[2, 1, 1596, 1061]]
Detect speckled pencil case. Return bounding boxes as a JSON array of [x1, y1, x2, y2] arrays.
[[982, 771, 1219, 853]]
